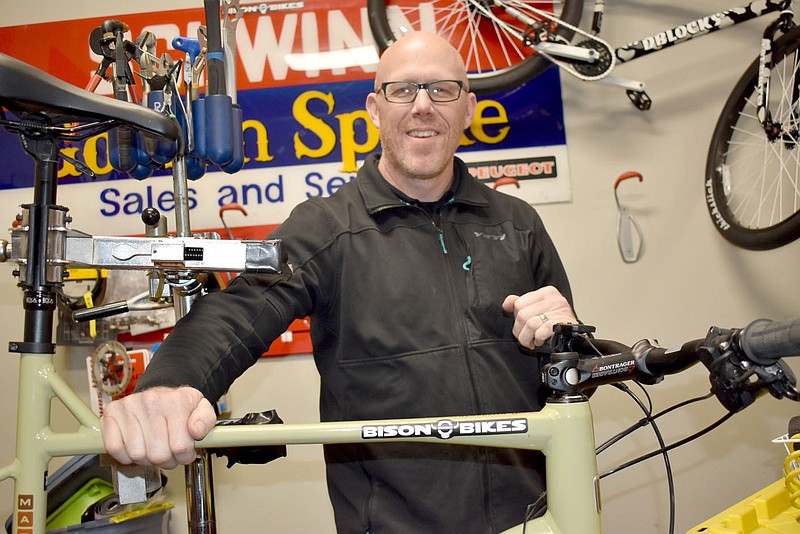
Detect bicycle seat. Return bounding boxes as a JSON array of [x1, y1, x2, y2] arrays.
[[0, 52, 181, 145]]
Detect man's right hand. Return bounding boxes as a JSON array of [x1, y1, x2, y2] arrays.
[[102, 386, 217, 469]]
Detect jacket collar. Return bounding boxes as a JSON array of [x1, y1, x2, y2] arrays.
[[358, 153, 491, 215]]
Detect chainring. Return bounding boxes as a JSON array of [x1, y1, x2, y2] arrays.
[[569, 39, 614, 77]]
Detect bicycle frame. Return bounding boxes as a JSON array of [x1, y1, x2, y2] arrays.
[[1, 347, 603, 534], [606, 0, 791, 65], [533, 0, 800, 248], [537, 0, 793, 110], [7, 317, 800, 534]]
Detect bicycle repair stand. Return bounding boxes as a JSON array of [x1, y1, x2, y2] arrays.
[[0, 54, 282, 534]]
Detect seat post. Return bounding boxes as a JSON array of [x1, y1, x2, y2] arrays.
[[12, 118, 63, 355]]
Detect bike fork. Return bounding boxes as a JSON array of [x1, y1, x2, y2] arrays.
[[756, 10, 797, 140]]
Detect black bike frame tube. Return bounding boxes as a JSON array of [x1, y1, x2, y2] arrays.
[[613, 0, 790, 64]]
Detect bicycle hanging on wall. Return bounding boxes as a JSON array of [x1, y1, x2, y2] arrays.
[[368, 0, 800, 251]]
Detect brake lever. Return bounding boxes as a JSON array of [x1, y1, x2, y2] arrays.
[[701, 325, 799, 412]]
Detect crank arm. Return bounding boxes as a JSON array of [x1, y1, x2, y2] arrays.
[[535, 42, 599, 62]]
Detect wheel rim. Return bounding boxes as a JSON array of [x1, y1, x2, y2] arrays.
[[708, 28, 800, 248], [376, 1, 574, 88]]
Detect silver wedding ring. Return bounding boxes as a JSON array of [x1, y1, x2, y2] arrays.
[[538, 313, 549, 323]]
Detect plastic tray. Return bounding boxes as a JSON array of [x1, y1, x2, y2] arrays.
[[687, 479, 800, 533]]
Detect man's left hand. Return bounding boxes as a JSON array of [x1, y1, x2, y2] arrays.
[[502, 286, 577, 349]]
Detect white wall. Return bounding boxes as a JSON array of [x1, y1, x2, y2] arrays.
[[1, 1, 799, 533]]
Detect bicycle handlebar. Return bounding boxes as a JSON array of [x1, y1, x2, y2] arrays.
[[546, 319, 800, 412], [740, 318, 800, 363]]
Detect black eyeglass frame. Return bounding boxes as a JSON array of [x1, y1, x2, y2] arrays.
[[378, 80, 465, 103]]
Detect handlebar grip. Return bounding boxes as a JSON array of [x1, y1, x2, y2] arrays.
[[740, 318, 800, 364]]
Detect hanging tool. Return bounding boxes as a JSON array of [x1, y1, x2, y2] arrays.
[[121, 32, 160, 179], [133, 31, 157, 102], [88, 20, 148, 176], [203, 0, 235, 167], [86, 26, 114, 93], [191, 26, 209, 160], [173, 36, 203, 152], [614, 171, 645, 263], [146, 53, 182, 165], [86, 20, 141, 103], [172, 35, 207, 180], [220, 0, 245, 173], [222, 0, 242, 105]]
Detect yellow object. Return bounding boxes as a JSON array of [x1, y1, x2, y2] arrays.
[[109, 501, 174, 524], [784, 440, 800, 509], [46, 478, 114, 530], [66, 268, 108, 281], [687, 479, 800, 533], [83, 291, 96, 338]]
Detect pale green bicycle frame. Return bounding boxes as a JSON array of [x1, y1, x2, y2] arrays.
[[0, 349, 602, 534]]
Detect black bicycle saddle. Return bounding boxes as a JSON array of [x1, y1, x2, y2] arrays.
[[0, 52, 181, 144]]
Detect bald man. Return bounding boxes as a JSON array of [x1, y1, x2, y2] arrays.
[[103, 31, 577, 533]]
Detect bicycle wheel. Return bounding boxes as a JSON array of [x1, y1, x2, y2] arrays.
[[705, 25, 800, 250], [367, 0, 583, 95]]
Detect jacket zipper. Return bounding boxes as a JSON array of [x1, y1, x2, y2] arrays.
[[377, 201, 493, 531], [432, 197, 456, 254], [433, 216, 448, 254], [439, 204, 493, 532]]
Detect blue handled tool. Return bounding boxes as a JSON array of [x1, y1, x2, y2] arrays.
[[203, 0, 235, 166], [220, 0, 244, 173]]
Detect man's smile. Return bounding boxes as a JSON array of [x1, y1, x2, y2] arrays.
[[407, 129, 439, 138]]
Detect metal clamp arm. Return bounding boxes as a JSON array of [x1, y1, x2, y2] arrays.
[[61, 233, 283, 273]]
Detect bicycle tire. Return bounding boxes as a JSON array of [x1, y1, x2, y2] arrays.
[[705, 24, 800, 250], [367, 0, 583, 96]]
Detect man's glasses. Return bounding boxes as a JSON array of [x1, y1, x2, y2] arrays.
[[378, 80, 464, 103]]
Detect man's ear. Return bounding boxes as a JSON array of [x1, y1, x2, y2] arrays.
[[463, 92, 477, 129], [366, 92, 381, 129]]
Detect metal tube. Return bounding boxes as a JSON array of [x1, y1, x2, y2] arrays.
[[172, 155, 192, 237], [185, 450, 217, 534]]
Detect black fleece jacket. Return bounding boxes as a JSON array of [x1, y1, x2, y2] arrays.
[[137, 153, 574, 533]]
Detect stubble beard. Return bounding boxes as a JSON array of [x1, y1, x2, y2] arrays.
[[380, 129, 458, 183]]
